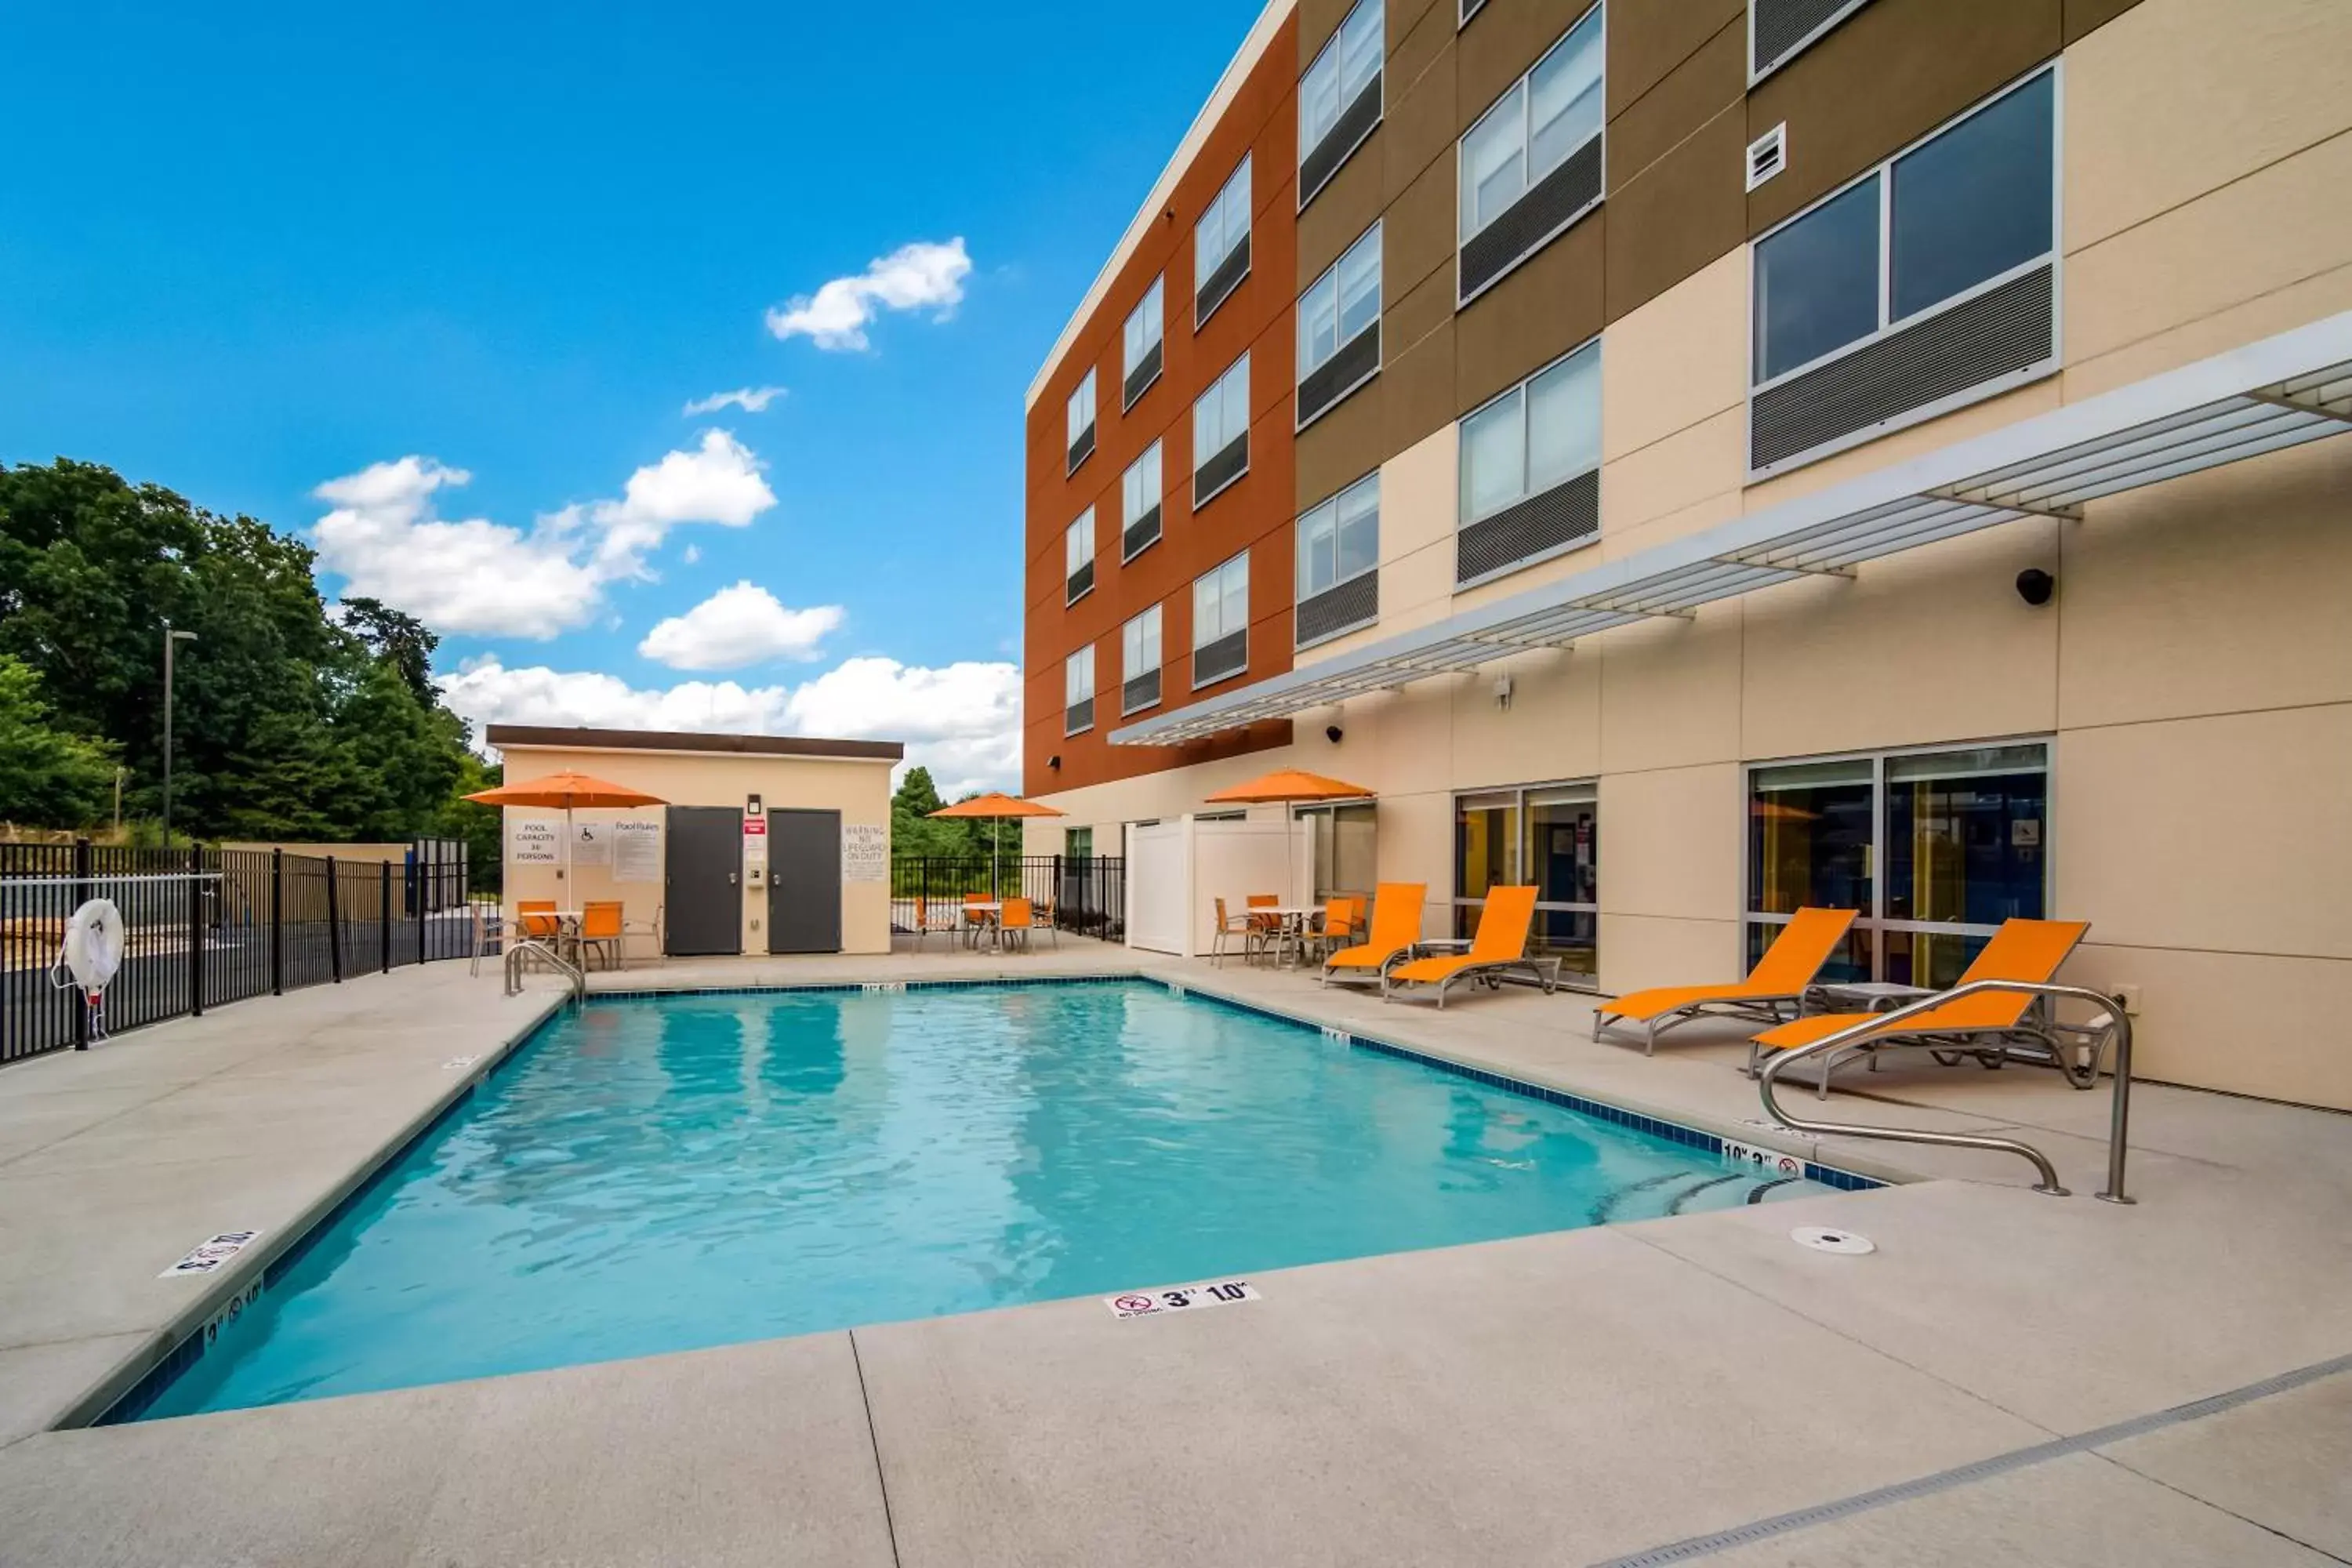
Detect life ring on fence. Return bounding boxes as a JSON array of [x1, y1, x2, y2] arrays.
[[59, 898, 126, 1003]]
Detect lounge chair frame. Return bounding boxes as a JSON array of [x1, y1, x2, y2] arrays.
[[1381, 940, 1562, 1007]]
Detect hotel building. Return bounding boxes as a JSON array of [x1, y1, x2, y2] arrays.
[[1021, 0, 2352, 1109]]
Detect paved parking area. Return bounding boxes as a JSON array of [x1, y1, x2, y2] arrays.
[[0, 942, 2342, 1566]]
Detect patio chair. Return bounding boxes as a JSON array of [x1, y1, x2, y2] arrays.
[[515, 899, 561, 942], [961, 894, 995, 949], [622, 903, 664, 964], [1210, 898, 1254, 967], [997, 897, 1034, 953], [1320, 883, 1426, 989], [1591, 906, 1859, 1054], [1244, 895, 1280, 964], [578, 901, 626, 971], [1029, 895, 1061, 949], [466, 901, 505, 978], [909, 896, 960, 949], [1381, 886, 1559, 1008], [1748, 918, 2098, 1094]]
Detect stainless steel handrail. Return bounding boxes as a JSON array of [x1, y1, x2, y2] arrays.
[[1757, 979, 2135, 1204], [504, 939, 586, 1007]]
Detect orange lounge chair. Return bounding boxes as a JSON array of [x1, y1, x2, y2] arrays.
[[1320, 883, 1425, 989], [1592, 906, 1858, 1054], [1750, 918, 2098, 1094], [1382, 885, 1558, 1007]]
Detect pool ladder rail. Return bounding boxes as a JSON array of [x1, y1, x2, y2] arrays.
[[503, 939, 586, 1007], [1755, 979, 2136, 1204]]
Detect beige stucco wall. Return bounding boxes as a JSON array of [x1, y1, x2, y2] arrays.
[[499, 746, 894, 956]]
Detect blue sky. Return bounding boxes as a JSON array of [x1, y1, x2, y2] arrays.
[[0, 0, 1265, 791]]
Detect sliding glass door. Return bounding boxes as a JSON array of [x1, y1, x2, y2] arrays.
[[1748, 741, 2049, 988], [1452, 782, 1597, 987]]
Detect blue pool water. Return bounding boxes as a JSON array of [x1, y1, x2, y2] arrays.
[[139, 982, 1834, 1418]]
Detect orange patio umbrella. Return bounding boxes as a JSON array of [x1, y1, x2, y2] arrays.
[[1203, 768, 1376, 903], [466, 771, 668, 891], [927, 792, 1065, 898]]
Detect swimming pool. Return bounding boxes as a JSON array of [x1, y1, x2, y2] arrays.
[[132, 980, 1846, 1418]]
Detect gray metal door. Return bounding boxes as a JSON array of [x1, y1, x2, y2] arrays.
[[665, 807, 743, 956], [765, 808, 842, 954]]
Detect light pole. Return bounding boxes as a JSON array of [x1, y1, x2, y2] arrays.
[[162, 622, 198, 848]]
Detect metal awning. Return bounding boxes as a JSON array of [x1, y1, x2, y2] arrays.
[[1113, 310, 2352, 746]]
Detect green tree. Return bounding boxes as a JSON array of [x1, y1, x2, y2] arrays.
[[337, 595, 440, 707], [0, 654, 118, 827]]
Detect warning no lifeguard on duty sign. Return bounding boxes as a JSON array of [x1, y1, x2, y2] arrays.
[[1105, 1280, 1260, 1319]]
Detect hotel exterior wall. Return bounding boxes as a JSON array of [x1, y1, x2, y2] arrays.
[[1030, 0, 2349, 1107]]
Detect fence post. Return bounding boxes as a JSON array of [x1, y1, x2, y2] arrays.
[[415, 848, 426, 964], [270, 849, 284, 995], [379, 860, 392, 974], [325, 856, 343, 982], [72, 837, 93, 1050], [188, 843, 205, 1018]]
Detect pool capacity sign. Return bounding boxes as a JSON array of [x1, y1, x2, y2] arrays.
[[1105, 1280, 1260, 1319]]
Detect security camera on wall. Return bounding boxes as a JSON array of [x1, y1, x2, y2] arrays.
[[1494, 673, 1514, 711]]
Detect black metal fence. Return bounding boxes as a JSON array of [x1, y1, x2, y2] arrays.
[[890, 855, 1124, 943], [2, 839, 475, 1067]]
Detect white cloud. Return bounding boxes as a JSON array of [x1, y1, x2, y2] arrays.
[[637, 582, 844, 670], [444, 652, 1022, 797], [311, 433, 776, 639], [764, 238, 973, 351], [682, 386, 786, 416]]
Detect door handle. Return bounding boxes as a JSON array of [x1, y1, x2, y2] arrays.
[[728, 872, 739, 886]]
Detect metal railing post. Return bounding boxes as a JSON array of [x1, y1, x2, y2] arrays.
[[188, 844, 205, 1017], [72, 837, 93, 1050], [270, 849, 284, 995], [325, 856, 343, 982], [379, 859, 392, 974]]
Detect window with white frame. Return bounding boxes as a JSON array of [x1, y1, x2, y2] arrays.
[[1299, 0, 1383, 205], [1063, 508, 1095, 604], [1298, 222, 1381, 425], [1295, 473, 1379, 647], [1192, 352, 1251, 506], [1752, 67, 2055, 387], [1122, 276, 1165, 408], [1194, 155, 1253, 323], [1457, 5, 1604, 301], [1747, 741, 2049, 989], [1063, 644, 1096, 735], [1065, 368, 1097, 472], [1121, 441, 1163, 560], [1121, 604, 1163, 713], [1191, 552, 1250, 686]]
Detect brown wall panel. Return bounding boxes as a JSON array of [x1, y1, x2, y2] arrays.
[[2063, 0, 2146, 42], [1384, 158, 1457, 304], [1384, 256, 1455, 362], [1746, 0, 2061, 234], [1300, 0, 1353, 60], [1383, 313, 1457, 456], [1388, 0, 1454, 99], [1455, 214, 1606, 412], [1299, 135, 1386, 283], [1457, 0, 1599, 136], [1606, 13, 1743, 181], [1605, 100, 1745, 320], [1606, 0, 1743, 118], [1296, 371, 1387, 508], [1381, 33, 1458, 204]]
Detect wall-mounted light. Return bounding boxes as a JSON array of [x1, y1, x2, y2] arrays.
[[1047, 754, 1062, 771], [2015, 568, 2056, 607], [1324, 724, 1343, 745]]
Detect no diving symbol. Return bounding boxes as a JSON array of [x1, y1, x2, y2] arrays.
[[1112, 1294, 1156, 1316]]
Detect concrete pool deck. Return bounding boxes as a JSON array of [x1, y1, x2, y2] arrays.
[[0, 942, 2344, 1565]]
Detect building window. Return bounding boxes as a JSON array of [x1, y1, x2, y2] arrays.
[[1121, 604, 1163, 715], [1748, 67, 2058, 474], [1191, 552, 1249, 688], [1297, 800, 1378, 902], [1195, 154, 1253, 327], [1749, 0, 1871, 82], [1121, 441, 1163, 561], [1747, 741, 2049, 989], [1297, 222, 1382, 429], [1455, 339, 1600, 586], [1295, 472, 1379, 648], [1453, 782, 1597, 987], [1064, 508, 1094, 605], [1456, 5, 1604, 304], [1065, 826, 1094, 860], [1299, 0, 1383, 209], [1122, 276, 1165, 409], [1065, 368, 1096, 474], [1063, 645, 1096, 737], [1192, 352, 1251, 510]]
